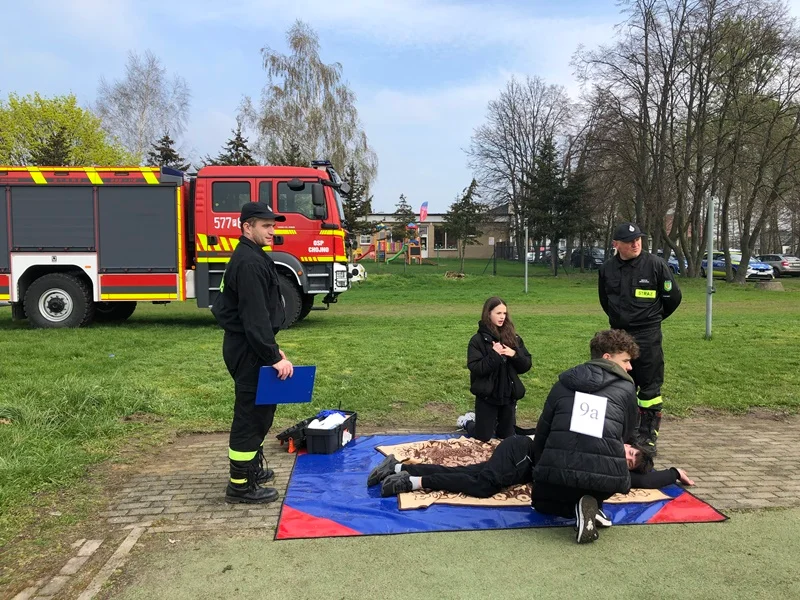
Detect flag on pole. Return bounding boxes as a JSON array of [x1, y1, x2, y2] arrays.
[[420, 201, 428, 222]]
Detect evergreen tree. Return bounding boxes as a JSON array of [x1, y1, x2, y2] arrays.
[[523, 138, 589, 275], [147, 131, 190, 171], [524, 138, 564, 274], [205, 121, 258, 166], [443, 179, 486, 273], [562, 167, 596, 265], [391, 193, 416, 242], [30, 126, 72, 166], [279, 140, 305, 166], [341, 163, 374, 235]]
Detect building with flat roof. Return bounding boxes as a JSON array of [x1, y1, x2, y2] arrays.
[[358, 204, 514, 261]]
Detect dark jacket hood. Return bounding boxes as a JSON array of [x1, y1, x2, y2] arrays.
[[477, 322, 499, 341], [558, 359, 633, 394]]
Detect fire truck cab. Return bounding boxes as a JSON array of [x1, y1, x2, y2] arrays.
[[0, 161, 353, 328]]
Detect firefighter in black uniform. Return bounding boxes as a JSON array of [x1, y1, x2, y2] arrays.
[[598, 222, 682, 454], [212, 202, 293, 504]]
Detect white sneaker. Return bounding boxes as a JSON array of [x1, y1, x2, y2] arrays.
[[456, 412, 475, 430], [595, 508, 612, 528]]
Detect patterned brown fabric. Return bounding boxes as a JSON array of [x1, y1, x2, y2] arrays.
[[376, 437, 532, 510]]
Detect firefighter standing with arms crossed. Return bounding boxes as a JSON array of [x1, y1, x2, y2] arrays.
[[212, 202, 294, 504], [598, 223, 682, 454]]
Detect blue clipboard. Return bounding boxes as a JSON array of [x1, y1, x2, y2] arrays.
[[255, 365, 316, 405]]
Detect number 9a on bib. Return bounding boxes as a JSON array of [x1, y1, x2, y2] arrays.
[[569, 391, 608, 438]]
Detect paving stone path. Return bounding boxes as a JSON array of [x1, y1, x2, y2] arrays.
[[12, 413, 800, 599]]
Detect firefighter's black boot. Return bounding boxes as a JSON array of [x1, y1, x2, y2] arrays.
[[226, 459, 279, 504], [637, 408, 662, 455], [255, 447, 275, 485]]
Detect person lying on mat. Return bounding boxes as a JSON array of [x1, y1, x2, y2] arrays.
[[370, 330, 694, 542], [369, 438, 691, 499]]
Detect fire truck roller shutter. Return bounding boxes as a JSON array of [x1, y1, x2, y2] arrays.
[[11, 187, 95, 251], [0, 191, 8, 272], [98, 186, 178, 271]]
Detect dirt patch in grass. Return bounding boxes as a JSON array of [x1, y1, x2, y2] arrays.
[[423, 402, 455, 416], [121, 412, 165, 424]]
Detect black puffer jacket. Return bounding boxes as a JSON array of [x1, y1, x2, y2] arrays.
[[467, 323, 532, 405], [532, 359, 637, 494]]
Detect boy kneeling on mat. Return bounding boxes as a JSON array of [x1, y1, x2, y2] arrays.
[[369, 329, 694, 544]]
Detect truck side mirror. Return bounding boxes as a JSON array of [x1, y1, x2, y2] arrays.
[[313, 206, 326, 219], [287, 178, 305, 191], [311, 183, 325, 206], [339, 181, 351, 195]]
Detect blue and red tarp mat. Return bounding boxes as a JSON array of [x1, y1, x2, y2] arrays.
[[275, 434, 727, 540]]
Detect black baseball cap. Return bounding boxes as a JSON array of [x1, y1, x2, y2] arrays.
[[613, 222, 646, 242], [240, 202, 286, 223]]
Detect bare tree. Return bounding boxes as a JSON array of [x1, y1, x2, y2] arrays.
[[241, 20, 378, 188], [576, 0, 800, 281], [95, 50, 190, 163], [467, 76, 573, 260]]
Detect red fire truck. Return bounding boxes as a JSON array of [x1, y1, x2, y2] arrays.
[[0, 161, 354, 328]]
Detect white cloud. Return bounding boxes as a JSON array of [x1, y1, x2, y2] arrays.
[[169, 0, 614, 57]]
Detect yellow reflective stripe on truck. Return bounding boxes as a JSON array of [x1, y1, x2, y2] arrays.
[[27, 167, 47, 184]]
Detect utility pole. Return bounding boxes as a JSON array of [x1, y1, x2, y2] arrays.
[[706, 197, 715, 340], [524, 225, 529, 293]]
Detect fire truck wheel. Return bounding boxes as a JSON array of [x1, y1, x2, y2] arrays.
[[297, 295, 315, 322], [278, 274, 302, 329], [24, 273, 94, 328], [94, 301, 137, 322]]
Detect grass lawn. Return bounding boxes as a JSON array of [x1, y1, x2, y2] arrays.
[[1, 259, 799, 551]]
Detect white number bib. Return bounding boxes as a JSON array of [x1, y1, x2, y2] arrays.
[[569, 391, 608, 439]]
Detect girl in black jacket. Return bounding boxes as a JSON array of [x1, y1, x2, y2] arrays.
[[462, 296, 532, 442]]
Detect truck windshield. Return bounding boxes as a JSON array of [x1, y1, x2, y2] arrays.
[[333, 188, 346, 224]]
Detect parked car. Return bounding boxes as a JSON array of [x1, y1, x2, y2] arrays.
[[527, 250, 565, 264], [701, 252, 774, 280], [571, 248, 605, 269], [756, 254, 800, 277], [666, 255, 689, 274], [657, 250, 687, 275], [536, 252, 565, 265]]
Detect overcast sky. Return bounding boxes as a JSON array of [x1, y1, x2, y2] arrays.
[[3, 0, 800, 213]]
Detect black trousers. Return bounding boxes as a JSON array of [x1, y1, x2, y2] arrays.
[[223, 333, 276, 459], [532, 482, 613, 518], [466, 397, 516, 442], [402, 435, 533, 498], [628, 326, 664, 410]]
